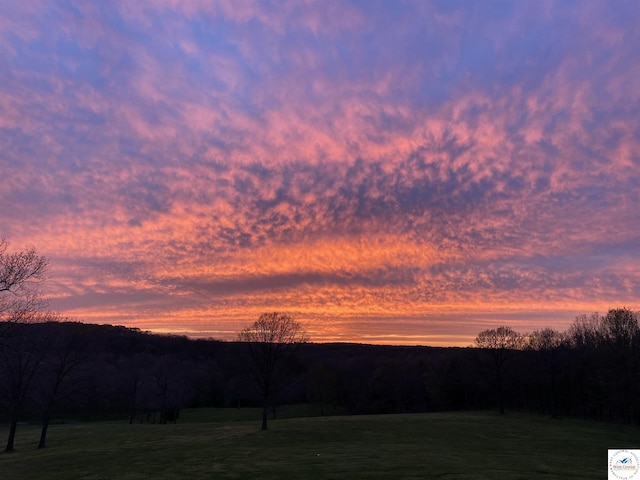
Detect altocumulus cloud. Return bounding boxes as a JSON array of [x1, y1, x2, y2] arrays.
[[0, 0, 639, 344]]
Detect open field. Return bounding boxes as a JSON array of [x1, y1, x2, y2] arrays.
[[0, 410, 636, 479]]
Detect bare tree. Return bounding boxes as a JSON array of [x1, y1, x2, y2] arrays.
[[150, 355, 191, 424], [475, 326, 522, 414], [600, 307, 639, 348], [0, 239, 50, 451], [568, 312, 601, 350], [238, 312, 308, 430], [0, 238, 49, 341], [0, 315, 52, 452], [35, 321, 88, 449], [526, 328, 566, 418], [566, 312, 603, 418], [0, 239, 47, 315], [598, 308, 640, 423]]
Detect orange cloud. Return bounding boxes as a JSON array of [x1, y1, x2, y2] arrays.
[[2, 1, 639, 345]]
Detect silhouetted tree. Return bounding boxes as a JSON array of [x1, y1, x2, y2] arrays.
[[121, 354, 153, 425], [525, 328, 566, 418], [568, 312, 601, 350], [0, 241, 51, 452], [598, 308, 640, 423], [600, 307, 639, 347], [35, 321, 88, 449], [566, 313, 605, 419], [0, 317, 51, 452], [151, 355, 191, 424], [475, 326, 522, 414], [0, 239, 48, 325], [238, 312, 308, 430]]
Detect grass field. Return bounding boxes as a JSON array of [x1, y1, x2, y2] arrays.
[[0, 409, 636, 479]]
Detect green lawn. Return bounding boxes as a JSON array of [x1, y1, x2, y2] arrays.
[[0, 410, 635, 479]]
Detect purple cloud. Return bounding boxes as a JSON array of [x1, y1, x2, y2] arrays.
[[1, 0, 639, 344]]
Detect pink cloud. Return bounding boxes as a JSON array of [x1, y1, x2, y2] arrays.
[[2, 1, 639, 344]]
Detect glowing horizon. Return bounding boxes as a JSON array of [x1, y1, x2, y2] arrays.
[[1, 1, 639, 345]]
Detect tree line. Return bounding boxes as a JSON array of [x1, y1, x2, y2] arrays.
[[474, 309, 640, 423], [2, 239, 639, 453], [1, 307, 638, 450]]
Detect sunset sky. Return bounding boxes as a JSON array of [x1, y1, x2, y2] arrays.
[[1, 1, 639, 345]]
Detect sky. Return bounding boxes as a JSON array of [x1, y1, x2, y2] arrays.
[[1, 1, 639, 346]]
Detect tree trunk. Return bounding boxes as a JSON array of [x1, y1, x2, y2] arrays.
[[38, 410, 51, 449], [549, 368, 559, 419], [496, 367, 505, 414], [5, 418, 18, 452], [261, 403, 268, 430]]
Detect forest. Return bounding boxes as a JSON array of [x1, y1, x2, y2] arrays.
[[1, 306, 639, 452]]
